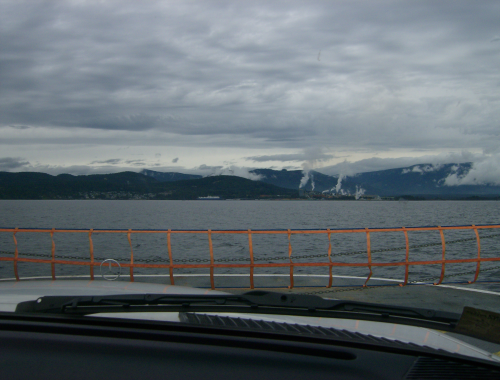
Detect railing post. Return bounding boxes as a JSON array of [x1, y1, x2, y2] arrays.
[[89, 229, 94, 280], [400, 227, 409, 287], [50, 228, 56, 280], [434, 226, 446, 285], [208, 229, 215, 290], [127, 229, 134, 282], [469, 225, 481, 284], [13, 228, 19, 281], [327, 228, 333, 288], [248, 229, 254, 289], [288, 229, 294, 289], [363, 228, 372, 287], [167, 229, 175, 285]]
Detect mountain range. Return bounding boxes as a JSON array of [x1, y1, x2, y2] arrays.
[[0, 163, 498, 200], [144, 163, 500, 198], [0, 172, 297, 200], [259, 163, 500, 197]]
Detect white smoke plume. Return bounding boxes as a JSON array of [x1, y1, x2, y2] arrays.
[[299, 170, 310, 188], [355, 186, 366, 200], [336, 174, 344, 193], [331, 174, 344, 193], [298, 147, 335, 189]]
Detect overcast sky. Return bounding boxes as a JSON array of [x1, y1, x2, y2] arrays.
[[1, 0, 500, 180]]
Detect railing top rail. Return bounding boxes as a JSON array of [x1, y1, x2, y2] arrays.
[[1, 224, 499, 234]]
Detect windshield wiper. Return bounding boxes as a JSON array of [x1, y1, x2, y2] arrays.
[[15, 290, 460, 326]]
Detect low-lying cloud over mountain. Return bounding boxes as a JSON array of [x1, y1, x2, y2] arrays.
[[292, 163, 500, 196], [140, 162, 500, 197], [443, 159, 500, 186]]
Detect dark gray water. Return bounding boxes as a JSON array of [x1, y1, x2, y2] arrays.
[[2, 199, 500, 229], [1, 200, 499, 290]]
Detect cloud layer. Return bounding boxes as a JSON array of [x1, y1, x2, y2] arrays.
[[1, 1, 500, 173]]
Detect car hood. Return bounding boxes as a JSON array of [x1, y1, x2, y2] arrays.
[[1, 280, 499, 363]]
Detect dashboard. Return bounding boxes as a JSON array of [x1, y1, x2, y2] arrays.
[[1, 313, 499, 380]]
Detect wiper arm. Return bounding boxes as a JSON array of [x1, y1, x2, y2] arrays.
[[242, 291, 459, 324], [15, 290, 460, 325]]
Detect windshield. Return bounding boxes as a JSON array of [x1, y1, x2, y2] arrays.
[[1, 0, 500, 355]]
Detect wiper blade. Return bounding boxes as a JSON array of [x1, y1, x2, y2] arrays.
[[15, 290, 460, 325], [15, 293, 245, 313]]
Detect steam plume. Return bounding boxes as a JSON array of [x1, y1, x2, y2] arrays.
[[355, 186, 366, 200]]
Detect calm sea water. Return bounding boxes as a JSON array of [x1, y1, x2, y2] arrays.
[[0, 200, 499, 290]]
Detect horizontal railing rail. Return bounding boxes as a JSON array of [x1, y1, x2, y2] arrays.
[[1, 225, 499, 289]]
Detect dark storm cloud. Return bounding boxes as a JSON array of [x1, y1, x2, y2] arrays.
[[125, 159, 146, 166], [1, 0, 500, 155], [0, 157, 30, 171], [195, 164, 223, 171], [88, 158, 148, 167], [246, 152, 335, 162], [90, 159, 122, 165], [9, 125, 30, 130]]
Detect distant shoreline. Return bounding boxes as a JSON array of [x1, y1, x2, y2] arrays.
[[1, 197, 499, 201]]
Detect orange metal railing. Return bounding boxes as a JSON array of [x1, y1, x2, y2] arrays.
[[1, 225, 499, 289]]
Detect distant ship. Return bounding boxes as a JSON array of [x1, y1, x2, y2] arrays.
[[197, 196, 221, 200]]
